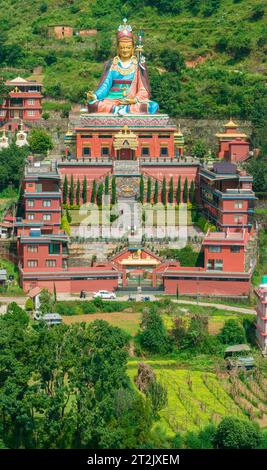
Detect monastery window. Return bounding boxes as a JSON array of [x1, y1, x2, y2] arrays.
[[27, 214, 35, 220], [46, 259, 56, 268], [231, 246, 240, 253], [27, 110, 35, 116], [234, 215, 244, 224], [101, 147, 110, 156], [43, 200, 51, 207], [101, 135, 112, 138], [27, 245, 38, 253], [28, 99, 35, 105], [159, 135, 170, 138], [214, 260, 223, 271], [82, 147, 91, 157], [207, 259, 223, 271], [208, 245, 221, 253], [141, 147, 150, 157], [0, 110, 5, 116], [49, 243, 60, 255], [81, 135, 92, 138], [43, 214, 51, 221], [234, 201, 243, 209], [27, 260, 38, 268], [141, 135, 152, 138], [27, 200, 34, 207], [160, 147, 168, 157]]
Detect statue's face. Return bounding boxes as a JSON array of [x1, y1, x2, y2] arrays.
[[118, 40, 134, 60]]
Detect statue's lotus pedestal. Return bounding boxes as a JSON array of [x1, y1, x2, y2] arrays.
[[67, 113, 178, 161]]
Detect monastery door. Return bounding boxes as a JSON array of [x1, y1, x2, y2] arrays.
[[118, 149, 133, 160]]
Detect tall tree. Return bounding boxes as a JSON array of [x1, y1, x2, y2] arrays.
[[183, 177, 188, 203], [91, 179, 97, 203], [28, 128, 53, 155], [139, 175, 144, 204], [69, 175, 74, 206], [176, 176, 181, 205], [147, 177, 152, 203], [97, 182, 104, 206], [161, 176, 167, 205], [189, 180, 195, 203], [82, 176, 87, 204], [104, 175, 109, 196], [168, 177, 174, 204], [111, 176, 116, 205], [76, 178, 80, 206], [63, 175, 68, 205], [154, 180, 158, 204]]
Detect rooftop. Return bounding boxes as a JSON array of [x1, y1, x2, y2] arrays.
[[224, 344, 251, 353]]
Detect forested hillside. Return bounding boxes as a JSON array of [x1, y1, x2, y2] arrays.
[[0, 0, 266, 128]]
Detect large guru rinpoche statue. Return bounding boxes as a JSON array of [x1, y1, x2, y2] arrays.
[[86, 19, 159, 116]]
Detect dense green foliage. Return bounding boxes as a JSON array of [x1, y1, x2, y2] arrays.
[[160, 245, 203, 267], [28, 128, 53, 155], [0, 143, 29, 192], [219, 319, 246, 345], [139, 306, 172, 354], [0, 0, 265, 124], [0, 306, 154, 448], [213, 417, 261, 449]]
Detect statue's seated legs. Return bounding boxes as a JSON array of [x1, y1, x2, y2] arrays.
[[88, 99, 159, 115]]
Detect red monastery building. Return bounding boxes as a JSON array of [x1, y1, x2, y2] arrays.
[[0, 77, 43, 129], [14, 19, 257, 298], [215, 119, 250, 163]]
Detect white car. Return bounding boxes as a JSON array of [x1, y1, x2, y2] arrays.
[[93, 290, 116, 300]]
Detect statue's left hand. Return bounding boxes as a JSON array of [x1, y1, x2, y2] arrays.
[[119, 98, 136, 105]]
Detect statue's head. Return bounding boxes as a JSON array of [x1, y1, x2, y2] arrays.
[[117, 18, 134, 60]]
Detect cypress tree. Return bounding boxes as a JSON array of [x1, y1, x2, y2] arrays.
[[63, 175, 68, 205], [76, 178, 80, 206], [161, 176, 167, 205], [69, 175, 74, 206], [168, 176, 174, 204], [111, 176, 116, 205], [139, 175, 144, 203], [104, 175, 109, 195], [176, 176, 181, 205], [82, 176, 87, 204], [183, 177, 188, 203], [97, 182, 104, 206], [91, 179, 97, 203], [147, 177, 152, 203], [154, 180, 158, 204], [189, 180, 195, 203]]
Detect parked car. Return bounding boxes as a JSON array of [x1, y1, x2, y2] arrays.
[[93, 290, 116, 300]]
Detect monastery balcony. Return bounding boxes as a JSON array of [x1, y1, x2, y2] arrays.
[[201, 184, 256, 201], [140, 156, 199, 165]]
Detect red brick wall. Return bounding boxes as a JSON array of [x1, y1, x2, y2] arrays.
[[164, 277, 250, 296], [22, 277, 118, 294], [204, 245, 245, 272]]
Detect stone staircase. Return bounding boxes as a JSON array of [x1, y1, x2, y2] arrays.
[[117, 198, 142, 244], [113, 159, 140, 176]]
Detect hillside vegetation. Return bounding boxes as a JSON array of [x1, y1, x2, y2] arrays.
[[0, 0, 266, 127]]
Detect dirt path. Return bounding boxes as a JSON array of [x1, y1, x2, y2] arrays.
[[172, 299, 256, 315]]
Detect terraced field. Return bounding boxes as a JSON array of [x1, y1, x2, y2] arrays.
[[128, 363, 244, 436]]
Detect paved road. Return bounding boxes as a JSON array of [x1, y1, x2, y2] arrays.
[[0, 294, 256, 316]]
